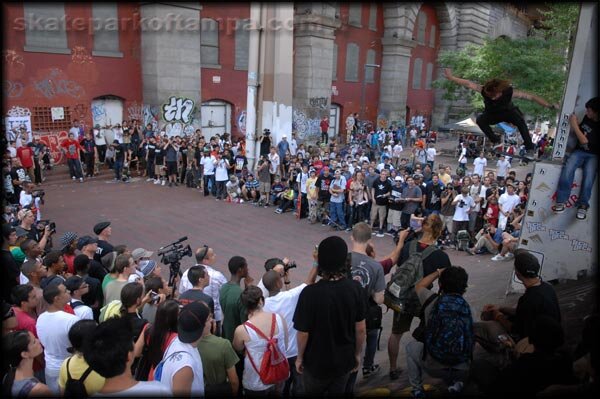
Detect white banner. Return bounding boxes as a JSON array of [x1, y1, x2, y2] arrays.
[[5, 115, 32, 143]]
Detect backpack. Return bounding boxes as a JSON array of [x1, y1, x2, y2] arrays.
[[99, 300, 122, 322], [244, 314, 290, 385], [63, 357, 93, 398], [424, 294, 474, 366], [384, 240, 437, 315]]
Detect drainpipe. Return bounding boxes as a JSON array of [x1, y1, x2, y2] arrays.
[[245, 3, 262, 170]]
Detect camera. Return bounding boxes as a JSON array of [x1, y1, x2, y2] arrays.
[[32, 190, 46, 205], [158, 237, 193, 290], [38, 220, 56, 234], [284, 261, 297, 272], [393, 227, 418, 245], [149, 290, 161, 305]]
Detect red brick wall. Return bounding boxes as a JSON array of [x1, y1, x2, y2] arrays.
[[331, 3, 383, 132], [406, 4, 440, 129], [200, 4, 250, 140], [3, 3, 142, 162]]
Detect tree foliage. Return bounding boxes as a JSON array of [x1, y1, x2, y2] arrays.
[[434, 3, 579, 120]]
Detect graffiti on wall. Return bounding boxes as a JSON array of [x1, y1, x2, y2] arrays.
[[309, 97, 328, 110], [7, 106, 31, 118], [32, 68, 84, 99], [237, 110, 247, 135], [292, 109, 320, 140], [71, 46, 94, 65], [143, 105, 160, 131], [162, 96, 195, 124], [91, 102, 107, 124], [38, 131, 69, 165], [3, 80, 23, 98], [4, 50, 25, 69], [377, 114, 389, 129], [127, 102, 143, 122]]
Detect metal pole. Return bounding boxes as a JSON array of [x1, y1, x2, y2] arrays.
[[245, 3, 262, 171]]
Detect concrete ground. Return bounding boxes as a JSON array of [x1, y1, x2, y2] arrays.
[[35, 135, 593, 396]]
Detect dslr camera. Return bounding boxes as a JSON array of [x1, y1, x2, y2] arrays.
[[38, 220, 56, 234]]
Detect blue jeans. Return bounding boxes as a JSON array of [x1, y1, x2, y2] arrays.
[[556, 150, 597, 208], [329, 201, 346, 229], [203, 174, 216, 196], [114, 159, 123, 180], [67, 158, 83, 179]]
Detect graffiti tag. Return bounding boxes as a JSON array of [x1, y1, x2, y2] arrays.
[[32, 68, 84, 99], [309, 97, 328, 110], [527, 222, 546, 234], [571, 239, 592, 253], [548, 229, 569, 241], [162, 97, 195, 124]]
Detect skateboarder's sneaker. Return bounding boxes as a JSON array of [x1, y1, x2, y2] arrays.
[[552, 203, 565, 213], [577, 206, 588, 220]]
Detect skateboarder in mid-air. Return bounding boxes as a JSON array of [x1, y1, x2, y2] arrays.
[[443, 68, 559, 160]]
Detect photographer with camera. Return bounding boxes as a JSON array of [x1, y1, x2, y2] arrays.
[[467, 223, 503, 256], [255, 257, 297, 298], [498, 182, 521, 231], [157, 237, 192, 293], [452, 186, 476, 239], [15, 209, 52, 252], [262, 248, 319, 396]]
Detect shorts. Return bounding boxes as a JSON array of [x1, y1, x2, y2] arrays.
[[166, 161, 178, 176], [387, 209, 402, 228], [259, 181, 271, 193], [155, 164, 164, 176], [392, 311, 414, 335]]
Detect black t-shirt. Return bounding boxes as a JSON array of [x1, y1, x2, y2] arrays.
[[146, 143, 156, 160], [260, 137, 271, 156], [578, 115, 598, 154], [293, 278, 366, 378], [316, 175, 333, 201], [398, 241, 451, 279], [424, 182, 444, 211], [154, 148, 164, 165], [114, 144, 126, 162], [81, 274, 103, 310], [178, 289, 215, 314], [513, 282, 561, 340], [1, 249, 20, 303], [123, 312, 148, 342], [372, 178, 392, 206], [88, 259, 108, 285], [389, 185, 404, 211], [180, 147, 188, 166], [482, 86, 515, 113], [94, 240, 114, 263], [82, 139, 96, 153]]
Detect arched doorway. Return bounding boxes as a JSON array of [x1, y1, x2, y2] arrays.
[[91, 95, 124, 144], [201, 100, 232, 140]]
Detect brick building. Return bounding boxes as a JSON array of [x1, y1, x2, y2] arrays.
[[3, 2, 534, 164]]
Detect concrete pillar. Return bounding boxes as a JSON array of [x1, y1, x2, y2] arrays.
[[245, 3, 261, 169], [292, 5, 341, 142], [140, 3, 202, 135], [377, 36, 416, 126]]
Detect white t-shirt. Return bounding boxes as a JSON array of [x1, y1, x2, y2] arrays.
[[469, 184, 483, 212], [112, 128, 123, 143], [393, 144, 403, 157], [426, 148, 436, 162], [158, 337, 204, 397], [71, 300, 94, 320], [36, 310, 80, 371], [458, 148, 467, 164], [268, 153, 280, 174], [215, 159, 229, 181], [496, 159, 511, 177], [296, 172, 308, 194], [93, 381, 172, 397], [452, 194, 474, 222], [243, 314, 287, 391], [263, 284, 306, 358], [201, 156, 216, 175], [69, 127, 80, 140], [473, 157, 487, 176], [179, 265, 227, 322], [289, 139, 298, 156], [19, 191, 33, 208], [93, 129, 106, 146], [499, 192, 521, 215]]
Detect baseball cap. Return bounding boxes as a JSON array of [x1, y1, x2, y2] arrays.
[[178, 301, 210, 343], [93, 221, 111, 235], [514, 249, 540, 278], [77, 235, 98, 250], [64, 276, 85, 293], [132, 248, 153, 262], [139, 260, 157, 277], [394, 176, 402, 181]]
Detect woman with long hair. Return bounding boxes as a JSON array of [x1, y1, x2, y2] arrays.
[[444, 68, 557, 158], [516, 181, 529, 204], [2, 330, 52, 397], [133, 299, 179, 381], [349, 170, 369, 226], [233, 285, 288, 396], [120, 282, 150, 343]]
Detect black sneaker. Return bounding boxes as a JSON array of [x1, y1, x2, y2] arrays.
[[362, 364, 380, 378], [389, 369, 401, 380]]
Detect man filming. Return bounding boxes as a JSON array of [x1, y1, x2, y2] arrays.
[[467, 223, 503, 256]]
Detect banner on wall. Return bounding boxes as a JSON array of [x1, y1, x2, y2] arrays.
[[5, 115, 32, 143], [51, 107, 65, 121]]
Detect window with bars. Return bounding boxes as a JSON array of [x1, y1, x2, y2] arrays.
[[32, 107, 72, 132]]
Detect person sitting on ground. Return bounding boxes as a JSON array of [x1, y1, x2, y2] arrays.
[[275, 184, 296, 214], [475, 249, 561, 359], [242, 173, 260, 203], [472, 315, 576, 395], [58, 319, 105, 396], [2, 330, 52, 397], [467, 223, 503, 255], [226, 175, 243, 203], [407, 266, 473, 397], [83, 317, 172, 396], [491, 205, 524, 261]]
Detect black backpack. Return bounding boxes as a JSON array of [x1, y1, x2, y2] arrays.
[[63, 357, 93, 398]]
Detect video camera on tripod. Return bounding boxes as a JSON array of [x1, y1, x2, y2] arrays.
[[157, 236, 192, 290]]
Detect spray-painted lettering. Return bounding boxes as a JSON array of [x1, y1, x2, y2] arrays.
[[3, 80, 23, 98], [548, 229, 569, 241], [163, 97, 195, 124], [527, 222, 546, 234], [571, 239, 592, 252], [309, 97, 328, 110], [32, 69, 84, 99]]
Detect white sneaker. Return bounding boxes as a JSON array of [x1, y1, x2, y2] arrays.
[[79, 178, 84, 182], [161, 180, 166, 186], [491, 254, 505, 261], [146, 178, 154, 182], [239, 199, 244, 204], [72, 176, 76, 180], [504, 252, 515, 260], [153, 179, 160, 185]]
